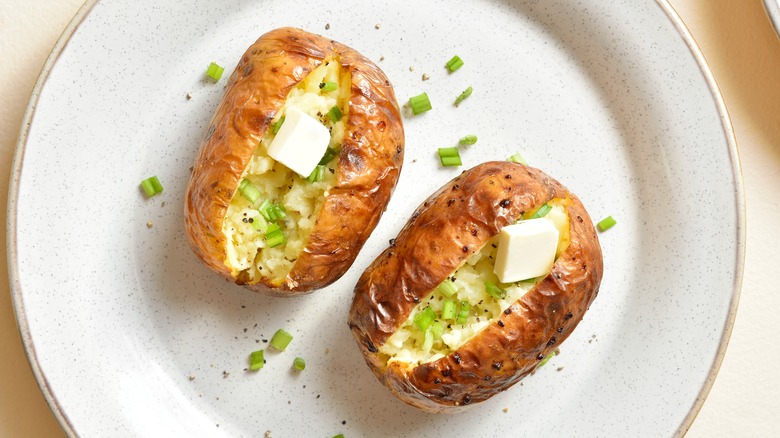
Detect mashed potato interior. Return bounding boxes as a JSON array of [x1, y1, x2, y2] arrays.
[[379, 199, 571, 366], [222, 59, 350, 285]]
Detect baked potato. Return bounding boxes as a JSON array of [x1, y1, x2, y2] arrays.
[[348, 161, 603, 412], [184, 27, 404, 295]]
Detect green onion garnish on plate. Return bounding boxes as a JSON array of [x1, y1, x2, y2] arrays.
[[413, 306, 436, 332], [456, 301, 470, 325], [319, 81, 338, 92], [485, 281, 507, 300], [409, 92, 432, 115], [293, 357, 306, 371], [445, 55, 464, 72], [459, 135, 478, 146], [140, 176, 163, 197], [507, 152, 528, 165], [597, 215, 617, 232], [454, 86, 473, 107], [270, 329, 293, 351], [206, 62, 224, 81], [272, 116, 285, 134], [249, 349, 265, 371], [437, 279, 458, 297], [441, 300, 457, 320], [438, 147, 462, 167]]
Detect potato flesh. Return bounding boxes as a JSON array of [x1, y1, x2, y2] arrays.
[[222, 60, 350, 284], [380, 201, 571, 366]]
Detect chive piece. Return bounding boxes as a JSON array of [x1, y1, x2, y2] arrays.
[[421, 327, 434, 352], [272, 204, 287, 220], [140, 176, 163, 197], [319, 146, 340, 165], [440, 156, 462, 167], [409, 92, 432, 115], [319, 81, 338, 92], [251, 215, 269, 233], [413, 306, 436, 332], [437, 279, 458, 297], [431, 321, 445, 340], [327, 105, 343, 122], [270, 329, 293, 351], [530, 203, 552, 219], [258, 199, 273, 220], [456, 301, 470, 325], [459, 135, 478, 146], [206, 62, 224, 81], [238, 179, 262, 204], [266, 229, 286, 247], [307, 165, 326, 183], [438, 148, 462, 167], [507, 152, 528, 165], [485, 282, 507, 300], [597, 216, 617, 232], [538, 351, 557, 368], [272, 116, 285, 134], [332, 435, 345, 438], [445, 55, 464, 73], [293, 357, 306, 371], [248, 350, 265, 371], [454, 86, 473, 107], [441, 300, 457, 320]]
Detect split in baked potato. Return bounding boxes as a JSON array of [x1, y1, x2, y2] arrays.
[[184, 27, 404, 295], [348, 161, 603, 412]]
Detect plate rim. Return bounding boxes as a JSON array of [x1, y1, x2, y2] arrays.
[[5, 1, 745, 436]]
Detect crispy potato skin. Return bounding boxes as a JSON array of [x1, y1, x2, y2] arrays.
[[184, 28, 404, 296], [348, 162, 603, 412]]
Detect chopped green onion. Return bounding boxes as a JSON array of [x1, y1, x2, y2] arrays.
[[519, 276, 538, 284], [319, 81, 338, 92], [459, 135, 478, 146], [409, 92, 432, 115], [293, 357, 306, 371], [597, 216, 617, 232], [307, 165, 326, 183], [248, 349, 265, 371], [538, 350, 557, 368], [530, 203, 552, 219], [251, 215, 269, 233], [319, 146, 340, 165], [421, 327, 434, 352], [441, 300, 457, 320], [272, 116, 285, 134], [265, 227, 286, 247], [440, 155, 462, 167], [437, 279, 458, 297], [270, 329, 293, 351], [438, 148, 462, 167], [327, 105, 343, 122], [413, 306, 436, 332], [140, 176, 163, 197], [430, 321, 445, 340], [454, 86, 473, 107], [485, 281, 507, 300], [456, 301, 470, 325], [262, 203, 287, 221], [206, 62, 224, 81], [332, 435, 345, 438], [507, 152, 528, 165], [238, 179, 261, 204], [445, 55, 464, 73]]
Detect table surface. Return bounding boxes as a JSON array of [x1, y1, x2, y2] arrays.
[[2, 0, 779, 436]]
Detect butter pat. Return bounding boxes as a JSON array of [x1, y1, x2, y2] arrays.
[[494, 218, 559, 283], [267, 108, 330, 177]]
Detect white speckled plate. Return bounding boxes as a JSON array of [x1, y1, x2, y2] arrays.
[[8, 0, 743, 436], [764, 0, 780, 35]]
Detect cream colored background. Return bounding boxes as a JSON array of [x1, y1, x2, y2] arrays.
[[1, 0, 778, 436]]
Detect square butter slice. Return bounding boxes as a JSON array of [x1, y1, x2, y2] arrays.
[[266, 107, 330, 177], [494, 218, 559, 283]]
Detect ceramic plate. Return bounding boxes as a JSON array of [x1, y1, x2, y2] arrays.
[[764, 0, 780, 35], [8, 0, 743, 436]]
